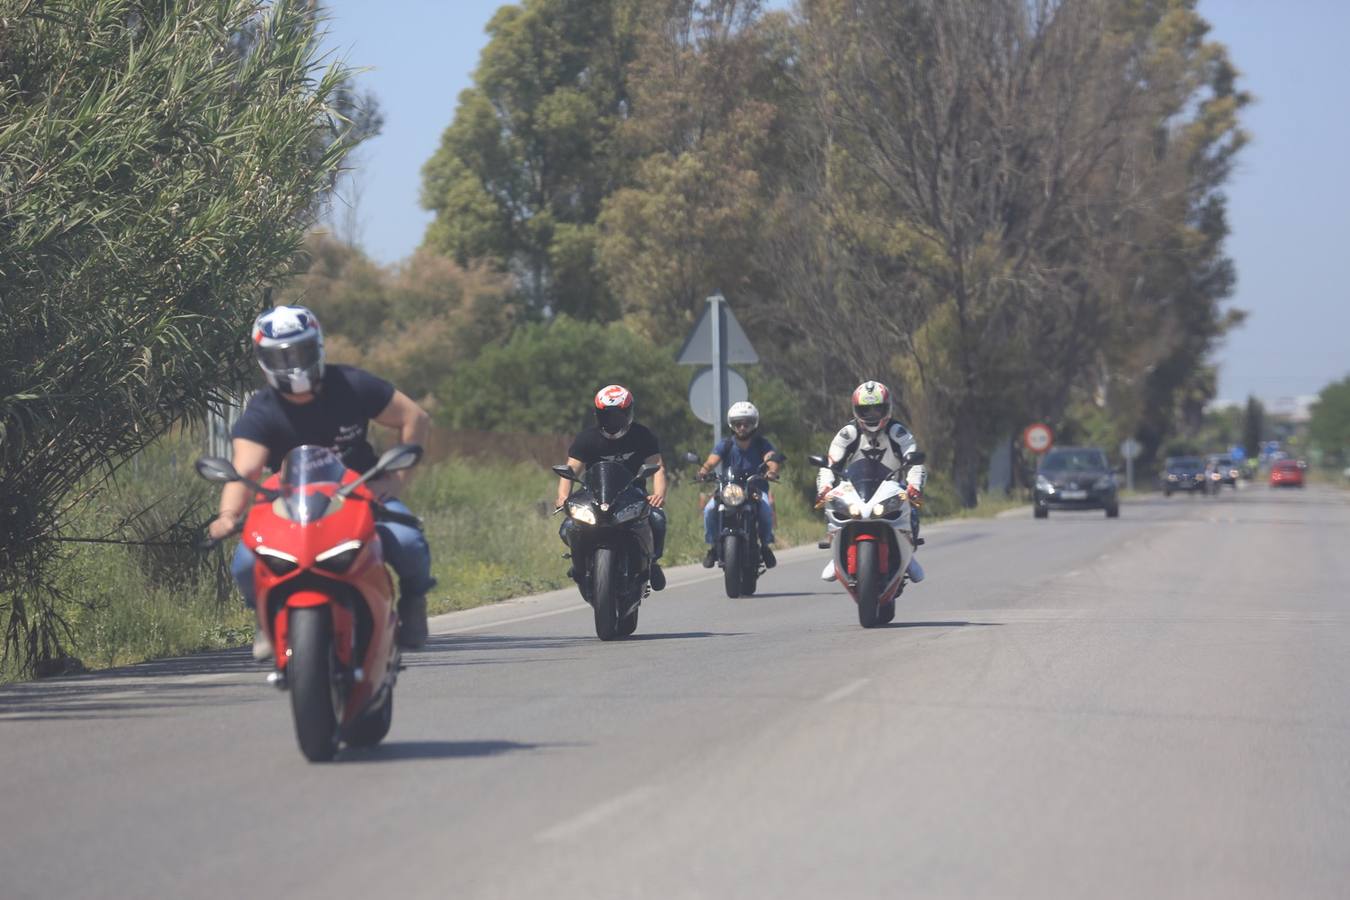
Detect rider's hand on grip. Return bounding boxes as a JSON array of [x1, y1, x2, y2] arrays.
[[906, 484, 924, 508], [814, 486, 831, 509]]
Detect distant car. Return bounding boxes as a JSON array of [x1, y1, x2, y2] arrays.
[[1034, 446, 1119, 518], [1162, 456, 1210, 496], [1205, 454, 1240, 490], [1269, 459, 1305, 488]]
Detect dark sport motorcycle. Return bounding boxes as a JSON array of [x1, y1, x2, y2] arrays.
[[553, 459, 660, 640], [696, 452, 786, 598]]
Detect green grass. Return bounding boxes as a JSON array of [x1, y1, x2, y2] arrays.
[[3, 449, 1021, 682]]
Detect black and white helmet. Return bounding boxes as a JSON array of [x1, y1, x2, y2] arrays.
[[252, 305, 324, 394], [727, 400, 760, 437]]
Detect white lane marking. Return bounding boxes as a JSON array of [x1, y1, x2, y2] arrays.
[[1064, 569, 1082, 578], [536, 785, 662, 843], [821, 678, 871, 704], [436, 604, 589, 636]]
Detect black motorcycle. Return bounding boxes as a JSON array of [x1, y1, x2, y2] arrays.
[[697, 453, 786, 598], [553, 459, 660, 640]]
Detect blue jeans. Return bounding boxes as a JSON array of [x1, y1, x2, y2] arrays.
[[704, 496, 775, 545], [231, 498, 434, 609]]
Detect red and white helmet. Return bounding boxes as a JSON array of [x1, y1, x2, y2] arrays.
[[594, 384, 635, 439], [851, 381, 892, 433], [252, 305, 324, 394]]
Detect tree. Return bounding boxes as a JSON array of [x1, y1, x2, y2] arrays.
[[1241, 394, 1266, 460], [768, 0, 1247, 504], [419, 0, 644, 320], [1309, 376, 1350, 465], [0, 0, 361, 674]]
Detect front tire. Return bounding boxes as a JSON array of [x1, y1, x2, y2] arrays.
[[1034, 505, 1049, 519], [855, 540, 882, 629], [617, 607, 639, 637], [346, 693, 393, 748], [1105, 503, 1120, 518], [288, 606, 341, 762], [722, 535, 743, 598], [592, 547, 621, 641]]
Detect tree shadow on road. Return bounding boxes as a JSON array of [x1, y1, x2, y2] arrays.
[[342, 739, 580, 763]]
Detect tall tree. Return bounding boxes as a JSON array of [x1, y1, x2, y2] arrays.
[[419, 0, 644, 320], [1242, 394, 1266, 460], [0, 0, 361, 674]]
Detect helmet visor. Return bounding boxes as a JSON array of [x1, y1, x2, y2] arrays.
[[729, 416, 757, 431], [854, 403, 888, 428], [596, 406, 632, 435], [257, 338, 320, 373]]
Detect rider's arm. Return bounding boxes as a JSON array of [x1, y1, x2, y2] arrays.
[[556, 457, 584, 509], [647, 453, 667, 508], [818, 425, 854, 495], [210, 438, 268, 539], [698, 452, 722, 479], [892, 424, 926, 491], [371, 390, 430, 499]]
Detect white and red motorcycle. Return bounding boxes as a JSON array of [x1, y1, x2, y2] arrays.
[[811, 452, 924, 628]]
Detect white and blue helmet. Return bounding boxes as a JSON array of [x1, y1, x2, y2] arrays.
[[252, 305, 324, 394]]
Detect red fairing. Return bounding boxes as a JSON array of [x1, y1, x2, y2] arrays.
[[243, 467, 398, 723]]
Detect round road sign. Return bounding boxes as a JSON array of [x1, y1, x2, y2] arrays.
[[1023, 423, 1054, 454]]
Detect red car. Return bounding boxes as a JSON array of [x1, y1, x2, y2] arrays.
[[1269, 459, 1305, 488]]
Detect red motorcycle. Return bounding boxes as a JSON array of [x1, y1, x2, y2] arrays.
[[197, 443, 422, 761]]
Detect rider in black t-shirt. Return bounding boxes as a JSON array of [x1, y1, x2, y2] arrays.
[[554, 384, 668, 590], [207, 305, 434, 659]]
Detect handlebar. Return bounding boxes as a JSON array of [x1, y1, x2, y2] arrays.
[[371, 501, 424, 530]]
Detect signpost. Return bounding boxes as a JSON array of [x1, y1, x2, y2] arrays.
[[677, 293, 759, 445], [1023, 423, 1054, 455], [1119, 437, 1141, 492]]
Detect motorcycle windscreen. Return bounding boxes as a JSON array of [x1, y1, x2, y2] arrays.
[[278, 445, 349, 522], [843, 458, 896, 505], [582, 459, 637, 507]]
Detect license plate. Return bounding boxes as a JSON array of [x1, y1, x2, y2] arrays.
[[1060, 490, 1087, 500]]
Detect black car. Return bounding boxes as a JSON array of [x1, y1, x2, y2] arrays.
[[1034, 447, 1119, 519], [1205, 454, 1240, 489], [1161, 456, 1210, 496]]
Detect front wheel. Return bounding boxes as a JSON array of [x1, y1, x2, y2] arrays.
[[346, 693, 393, 748], [722, 535, 743, 598], [855, 540, 882, 629], [1034, 505, 1048, 519], [1105, 504, 1120, 518], [617, 607, 639, 637], [592, 547, 622, 641], [288, 606, 341, 762]]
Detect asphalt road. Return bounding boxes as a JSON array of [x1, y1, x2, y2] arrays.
[[3, 483, 1349, 899]]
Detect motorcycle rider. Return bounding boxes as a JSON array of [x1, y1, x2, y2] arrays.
[[555, 384, 668, 591], [206, 305, 434, 659], [696, 401, 781, 569], [816, 381, 927, 583]]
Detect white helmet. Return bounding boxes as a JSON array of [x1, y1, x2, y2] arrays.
[[727, 400, 760, 437], [252, 305, 324, 394]]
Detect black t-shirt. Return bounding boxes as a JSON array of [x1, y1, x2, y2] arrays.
[[568, 423, 662, 486], [231, 364, 395, 472]]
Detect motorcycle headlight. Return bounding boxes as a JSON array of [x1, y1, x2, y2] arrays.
[[721, 483, 746, 506], [1036, 475, 1055, 493], [612, 501, 645, 523], [256, 546, 299, 576], [848, 502, 864, 518], [315, 540, 363, 574], [1093, 477, 1113, 490], [1167, 474, 1179, 481], [568, 502, 597, 525]]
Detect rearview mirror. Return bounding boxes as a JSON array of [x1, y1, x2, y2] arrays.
[[808, 454, 830, 469], [376, 443, 423, 473], [904, 451, 926, 466], [552, 463, 580, 482], [195, 456, 240, 484], [769, 452, 787, 464], [682, 451, 700, 465], [637, 462, 661, 480]]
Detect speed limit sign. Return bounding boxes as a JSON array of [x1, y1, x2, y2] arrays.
[[1023, 423, 1054, 454]]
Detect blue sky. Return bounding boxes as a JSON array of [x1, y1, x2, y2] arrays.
[[320, 0, 1349, 406]]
